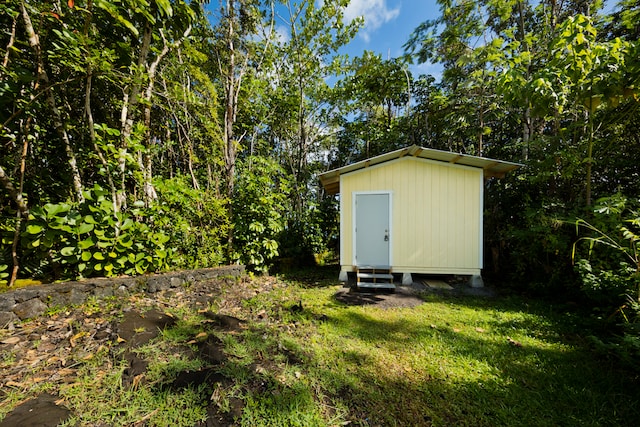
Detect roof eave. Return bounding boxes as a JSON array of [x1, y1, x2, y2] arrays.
[[318, 145, 522, 195]]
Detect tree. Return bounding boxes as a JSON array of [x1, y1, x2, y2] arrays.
[[267, 0, 359, 212], [0, 0, 220, 284], [333, 51, 413, 160], [210, 0, 277, 259]]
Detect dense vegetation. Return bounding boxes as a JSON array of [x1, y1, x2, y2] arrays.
[[1, 1, 639, 363]]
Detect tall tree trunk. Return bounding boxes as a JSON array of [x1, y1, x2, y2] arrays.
[[223, 0, 238, 260], [119, 19, 153, 210], [21, 1, 84, 203], [86, 69, 119, 212], [139, 29, 174, 206]]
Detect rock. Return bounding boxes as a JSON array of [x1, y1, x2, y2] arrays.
[[0, 295, 16, 311], [13, 298, 48, 320], [0, 393, 70, 427], [11, 287, 45, 303], [170, 277, 184, 288], [92, 284, 114, 298], [50, 286, 89, 306], [146, 277, 172, 293], [0, 311, 19, 328]]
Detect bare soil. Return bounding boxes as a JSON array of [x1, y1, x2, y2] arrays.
[[0, 275, 274, 427]]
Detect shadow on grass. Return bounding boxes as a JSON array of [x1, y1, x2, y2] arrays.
[[273, 264, 342, 288], [308, 298, 640, 426]]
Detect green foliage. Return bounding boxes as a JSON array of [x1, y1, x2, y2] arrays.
[[572, 195, 640, 367], [0, 263, 8, 285], [232, 157, 290, 272], [15, 185, 174, 281], [154, 176, 228, 269], [573, 195, 640, 304]]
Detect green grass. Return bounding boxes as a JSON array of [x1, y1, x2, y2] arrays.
[[3, 270, 640, 426], [240, 282, 640, 426]]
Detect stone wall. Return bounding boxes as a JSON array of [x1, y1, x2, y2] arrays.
[[0, 265, 245, 328]]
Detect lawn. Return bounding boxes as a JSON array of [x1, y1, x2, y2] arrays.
[[1, 269, 639, 426]]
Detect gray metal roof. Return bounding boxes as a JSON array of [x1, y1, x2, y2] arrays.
[[319, 145, 522, 195]]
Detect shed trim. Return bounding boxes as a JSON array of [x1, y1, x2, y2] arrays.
[[319, 145, 522, 195]]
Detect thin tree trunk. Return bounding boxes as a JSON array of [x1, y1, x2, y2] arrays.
[[86, 70, 119, 211], [8, 128, 29, 287], [21, 1, 84, 203], [118, 19, 154, 210], [2, 14, 17, 69], [223, 0, 238, 261]]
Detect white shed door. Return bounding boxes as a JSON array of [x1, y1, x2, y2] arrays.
[[355, 193, 390, 267]]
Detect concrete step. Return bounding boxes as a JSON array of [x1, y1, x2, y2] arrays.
[[356, 282, 396, 290], [357, 273, 394, 280], [357, 265, 391, 271]]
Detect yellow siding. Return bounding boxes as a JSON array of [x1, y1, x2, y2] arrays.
[[340, 157, 482, 275]]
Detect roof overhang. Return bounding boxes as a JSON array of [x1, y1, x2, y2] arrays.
[[319, 145, 523, 195]]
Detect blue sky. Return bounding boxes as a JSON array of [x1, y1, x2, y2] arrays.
[[339, 0, 442, 78]]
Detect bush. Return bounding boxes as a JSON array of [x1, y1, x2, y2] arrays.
[[8, 185, 174, 281], [573, 194, 640, 367], [232, 157, 290, 272], [154, 176, 228, 269]]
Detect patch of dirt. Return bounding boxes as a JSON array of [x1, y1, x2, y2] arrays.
[[334, 284, 427, 309], [334, 277, 497, 309], [0, 275, 279, 426], [0, 393, 70, 427]]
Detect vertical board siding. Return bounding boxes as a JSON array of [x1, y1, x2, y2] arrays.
[[340, 156, 482, 274]]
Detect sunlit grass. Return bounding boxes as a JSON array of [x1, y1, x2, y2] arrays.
[[242, 283, 640, 426]]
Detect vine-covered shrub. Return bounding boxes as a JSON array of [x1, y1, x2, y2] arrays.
[[10, 185, 174, 281], [232, 157, 290, 272], [154, 176, 228, 269]]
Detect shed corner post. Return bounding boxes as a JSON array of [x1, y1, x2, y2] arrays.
[[469, 274, 484, 288], [339, 270, 349, 282], [402, 273, 413, 285]]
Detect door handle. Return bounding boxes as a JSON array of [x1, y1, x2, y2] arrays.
[[384, 230, 389, 241]]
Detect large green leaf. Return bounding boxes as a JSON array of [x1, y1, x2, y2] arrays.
[[97, 241, 112, 249], [61, 247, 76, 257], [26, 224, 44, 234], [78, 237, 96, 250], [44, 203, 70, 218], [118, 235, 133, 248], [76, 222, 95, 234]]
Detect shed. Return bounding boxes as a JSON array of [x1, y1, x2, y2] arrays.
[[318, 145, 521, 289]]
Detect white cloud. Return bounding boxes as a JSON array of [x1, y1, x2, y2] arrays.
[[410, 61, 443, 81], [343, 0, 400, 42], [274, 24, 290, 44]]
